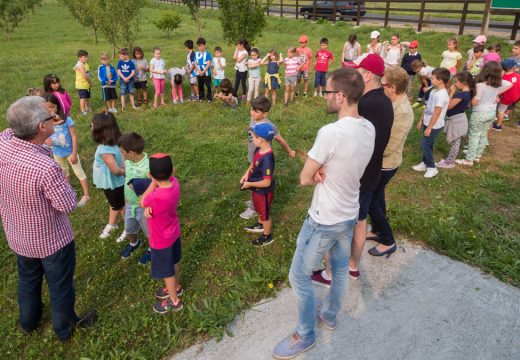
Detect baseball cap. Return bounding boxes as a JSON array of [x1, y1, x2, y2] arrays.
[[249, 123, 275, 141], [473, 35, 487, 44], [409, 40, 419, 48], [299, 35, 308, 43], [370, 31, 380, 39], [501, 58, 517, 71], [352, 53, 385, 77], [149, 153, 173, 180]]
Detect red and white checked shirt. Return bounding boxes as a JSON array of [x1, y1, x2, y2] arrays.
[[0, 129, 76, 258]]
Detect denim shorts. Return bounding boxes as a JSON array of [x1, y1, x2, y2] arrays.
[[314, 71, 327, 88], [297, 70, 310, 80], [120, 79, 135, 95], [151, 238, 182, 279], [124, 205, 149, 237]]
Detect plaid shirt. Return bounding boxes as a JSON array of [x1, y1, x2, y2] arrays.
[[0, 129, 76, 258]]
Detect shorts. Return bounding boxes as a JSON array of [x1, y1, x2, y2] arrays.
[[189, 75, 198, 85], [497, 102, 509, 113], [213, 78, 223, 87], [151, 238, 182, 279], [314, 71, 327, 88], [120, 79, 135, 95], [358, 190, 374, 221], [297, 70, 310, 80], [102, 87, 117, 101], [124, 205, 149, 237], [77, 89, 91, 99], [507, 100, 518, 111], [135, 80, 148, 89], [285, 75, 298, 86], [102, 186, 125, 211], [252, 191, 273, 222]]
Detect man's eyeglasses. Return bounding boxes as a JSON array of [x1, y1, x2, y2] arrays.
[[41, 113, 56, 123], [321, 90, 344, 96]]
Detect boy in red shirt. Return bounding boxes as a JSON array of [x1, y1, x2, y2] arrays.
[[296, 34, 313, 97], [313, 38, 335, 97], [494, 59, 520, 130], [141, 153, 184, 314]]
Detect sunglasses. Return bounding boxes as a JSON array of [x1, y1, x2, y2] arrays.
[[321, 90, 344, 96]]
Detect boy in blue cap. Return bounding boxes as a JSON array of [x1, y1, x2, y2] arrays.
[[240, 122, 276, 247]]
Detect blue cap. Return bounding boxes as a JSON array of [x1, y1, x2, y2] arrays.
[[127, 178, 152, 196], [501, 58, 517, 71], [250, 122, 275, 141]]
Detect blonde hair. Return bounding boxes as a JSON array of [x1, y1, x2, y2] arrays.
[[384, 66, 409, 95], [448, 37, 459, 50], [288, 47, 297, 55], [27, 88, 45, 96], [100, 52, 109, 60]]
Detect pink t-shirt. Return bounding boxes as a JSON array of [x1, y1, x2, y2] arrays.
[[315, 49, 334, 72], [483, 52, 501, 64], [284, 57, 300, 76], [296, 47, 313, 72], [142, 176, 181, 250]]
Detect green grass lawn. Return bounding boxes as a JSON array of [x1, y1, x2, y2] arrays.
[[0, 1, 519, 358]]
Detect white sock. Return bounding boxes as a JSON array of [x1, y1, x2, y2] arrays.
[[321, 270, 331, 281]]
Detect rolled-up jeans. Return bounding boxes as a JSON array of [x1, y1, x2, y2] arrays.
[[420, 125, 442, 168], [289, 215, 357, 340]]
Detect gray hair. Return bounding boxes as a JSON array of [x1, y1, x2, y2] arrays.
[[6, 96, 48, 140]]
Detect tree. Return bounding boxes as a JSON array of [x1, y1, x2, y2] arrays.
[[217, 0, 267, 45], [59, 0, 100, 44], [0, 0, 42, 40], [183, 0, 201, 38], [153, 10, 182, 39]]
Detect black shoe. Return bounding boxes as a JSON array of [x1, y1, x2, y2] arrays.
[[244, 221, 264, 233], [75, 309, 99, 329], [295, 91, 300, 97], [252, 233, 273, 247]]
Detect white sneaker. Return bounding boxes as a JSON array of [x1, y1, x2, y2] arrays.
[[240, 207, 258, 220], [412, 162, 427, 172], [116, 230, 127, 243], [313, 91, 318, 97], [99, 224, 118, 239], [424, 167, 439, 178], [77, 196, 90, 208], [244, 199, 252, 207]]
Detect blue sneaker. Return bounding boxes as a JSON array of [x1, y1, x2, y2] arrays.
[[138, 249, 151, 265], [120, 240, 141, 259], [273, 332, 315, 359], [316, 304, 336, 330]]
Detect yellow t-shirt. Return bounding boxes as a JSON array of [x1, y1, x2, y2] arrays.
[[75, 61, 90, 90]]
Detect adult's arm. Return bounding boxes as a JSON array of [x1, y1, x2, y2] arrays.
[[42, 164, 76, 213], [300, 157, 323, 186]]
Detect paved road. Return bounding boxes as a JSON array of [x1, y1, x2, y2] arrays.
[[172, 240, 520, 360]]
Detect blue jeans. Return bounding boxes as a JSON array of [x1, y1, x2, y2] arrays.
[[420, 125, 442, 168], [17, 242, 78, 340], [368, 168, 398, 246], [289, 215, 357, 340]]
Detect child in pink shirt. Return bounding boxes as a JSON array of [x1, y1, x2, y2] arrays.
[[314, 37, 335, 96], [141, 153, 184, 314], [296, 34, 313, 97]]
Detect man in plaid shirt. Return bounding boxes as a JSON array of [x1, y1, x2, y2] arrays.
[[0, 96, 97, 341]]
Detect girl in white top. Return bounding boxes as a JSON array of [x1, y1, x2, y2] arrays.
[[246, 48, 262, 105], [342, 34, 361, 63], [233, 39, 249, 99], [440, 38, 462, 75], [367, 30, 382, 55], [457, 62, 512, 166], [380, 33, 408, 67], [149, 47, 167, 108]]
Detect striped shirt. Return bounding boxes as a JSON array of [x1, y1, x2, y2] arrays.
[[0, 129, 76, 258], [284, 57, 300, 77]]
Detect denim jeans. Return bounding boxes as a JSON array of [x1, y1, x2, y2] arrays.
[[368, 168, 398, 246], [420, 125, 442, 168], [289, 215, 357, 340], [17, 242, 78, 340]]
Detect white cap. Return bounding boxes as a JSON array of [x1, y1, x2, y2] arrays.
[[370, 31, 380, 39]]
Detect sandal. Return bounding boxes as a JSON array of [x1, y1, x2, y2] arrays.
[[455, 159, 473, 167]]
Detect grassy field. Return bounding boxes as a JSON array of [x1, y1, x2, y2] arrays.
[[0, 1, 519, 359]]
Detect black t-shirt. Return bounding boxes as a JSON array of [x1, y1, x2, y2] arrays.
[[446, 90, 471, 117], [358, 87, 394, 192], [247, 148, 275, 194]]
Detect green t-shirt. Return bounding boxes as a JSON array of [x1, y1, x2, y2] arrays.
[[124, 153, 149, 214]]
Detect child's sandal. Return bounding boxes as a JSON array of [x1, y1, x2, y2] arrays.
[[455, 159, 473, 167]]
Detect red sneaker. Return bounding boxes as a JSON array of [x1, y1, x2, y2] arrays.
[[311, 271, 331, 288]]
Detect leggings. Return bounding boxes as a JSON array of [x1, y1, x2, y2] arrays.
[[152, 78, 165, 96], [247, 77, 261, 101], [171, 83, 183, 101], [445, 138, 462, 163], [234, 70, 248, 96]]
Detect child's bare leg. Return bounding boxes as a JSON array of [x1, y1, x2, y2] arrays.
[[262, 218, 272, 235], [164, 276, 180, 304], [129, 94, 136, 107], [296, 77, 302, 93], [284, 86, 290, 104], [497, 111, 505, 127], [272, 89, 277, 105], [106, 101, 111, 110], [108, 207, 122, 226], [85, 99, 90, 112], [79, 178, 90, 198], [160, 94, 166, 105], [121, 95, 126, 109], [303, 78, 309, 94], [173, 263, 181, 291], [290, 86, 295, 102]]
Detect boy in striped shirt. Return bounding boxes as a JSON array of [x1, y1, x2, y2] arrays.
[[283, 47, 302, 107]]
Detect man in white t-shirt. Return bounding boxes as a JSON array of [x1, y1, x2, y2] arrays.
[[273, 68, 375, 359]]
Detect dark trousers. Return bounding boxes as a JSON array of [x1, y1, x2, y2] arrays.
[[420, 125, 442, 168], [368, 168, 398, 246], [234, 70, 248, 97], [198, 74, 212, 100], [417, 79, 432, 101], [17, 242, 78, 340]]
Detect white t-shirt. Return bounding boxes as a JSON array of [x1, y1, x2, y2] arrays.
[[150, 58, 166, 79], [344, 41, 361, 61], [419, 66, 435, 79], [423, 88, 449, 129], [383, 46, 401, 66], [473, 80, 512, 112], [307, 116, 375, 225], [212, 57, 226, 79], [235, 50, 248, 72]]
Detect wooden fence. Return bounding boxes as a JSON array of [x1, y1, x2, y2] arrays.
[[157, 0, 519, 40]]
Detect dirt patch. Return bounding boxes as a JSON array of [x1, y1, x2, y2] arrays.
[[486, 125, 520, 166]]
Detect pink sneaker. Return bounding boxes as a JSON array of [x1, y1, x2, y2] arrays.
[[311, 270, 331, 288], [436, 159, 455, 169]]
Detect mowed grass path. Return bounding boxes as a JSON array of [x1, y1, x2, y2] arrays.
[[0, 1, 519, 359]]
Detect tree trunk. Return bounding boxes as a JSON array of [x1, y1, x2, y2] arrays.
[[93, 26, 98, 45], [195, 11, 201, 37]]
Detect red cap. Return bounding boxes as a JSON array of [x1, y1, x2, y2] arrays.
[[352, 53, 385, 77], [409, 40, 419, 48], [299, 35, 308, 43]]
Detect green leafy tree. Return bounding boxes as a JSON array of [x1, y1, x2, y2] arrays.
[[59, 0, 100, 44], [0, 0, 42, 40], [153, 10, 182, 39], [183, 0, 201, 37], [217, 0, 267, 45]]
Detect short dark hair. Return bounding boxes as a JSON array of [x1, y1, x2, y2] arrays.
[[411, 59, 425, 70], [252, 96, 272, 113], [132, 47, 144, 59], [77, 49, 88, 57], [473, 44, 485, 54], [251, 48, 259, 55], [214, 46, 222, 53], [514, 40, 520, 47], [432, 67, 451, 87], [320, 37, 329, 45], [184, 40, 194, 49], [219, 78, 233, 94], [488, 43, 501, 52], [118, 132, 145, 153], [119, 48, 129, 56], [149, 154, 173, 181], [42, 93, 66, 121], [328, 68, 364, 106], [91, 111, 122, 146], [173, 74, 183, 85], [196, 37, 206, 45]]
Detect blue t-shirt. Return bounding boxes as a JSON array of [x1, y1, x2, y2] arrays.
[[247, 148, 275, 194], [117, 59, 136, 81], [50, 116, 74, 157], [195, 51, 212, 76], [93, 144, 125, 190], [447, 90, 471, 117]]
